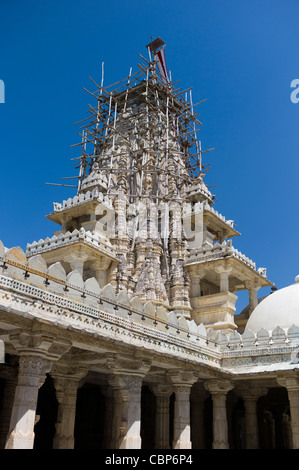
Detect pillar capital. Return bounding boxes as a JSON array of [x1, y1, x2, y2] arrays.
[[244, 280, 260, 291], [151, 383, 173, 397], [214, 265, 233, 275], [51, 359, 88, 383], [189, 268, 206, 280], [204, 378, 234, 395], [168, 370, 198, 389], [106, 354, 151, 379], [277, 372, 299, 390], [9, 329, 71, 362], [108, 373, 143, 395], [19, 354, 52, 387], [235, 383, 268, 401]]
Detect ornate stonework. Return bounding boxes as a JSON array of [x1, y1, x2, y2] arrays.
[[0, 39, 297, 450]]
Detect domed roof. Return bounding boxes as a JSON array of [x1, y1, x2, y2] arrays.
[[245, 276, 299, 333]]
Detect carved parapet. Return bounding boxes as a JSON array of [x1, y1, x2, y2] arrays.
[[26, 227, 117, 261], [220, 325, 299, 351], [185, 239, 256, 270], [220, 324, 299, 371], [52, 188, 112, 213]]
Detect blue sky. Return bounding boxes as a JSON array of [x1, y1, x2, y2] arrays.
[[1, 0, 298, 312]]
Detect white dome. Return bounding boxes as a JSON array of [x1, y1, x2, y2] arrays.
[[245, 277, 299, 333]]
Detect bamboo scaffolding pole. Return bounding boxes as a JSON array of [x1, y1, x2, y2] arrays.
[[107, 101, 117, 193], [45, 183, 77, 188], [131, 65, 150, 251]]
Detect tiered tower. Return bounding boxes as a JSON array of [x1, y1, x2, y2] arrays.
[[26, 38, 272, 331]]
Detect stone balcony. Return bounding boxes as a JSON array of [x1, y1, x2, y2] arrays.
[[186, 239, 259, 272], [26, 228, 118, 262], [190, 291, 238, 333]]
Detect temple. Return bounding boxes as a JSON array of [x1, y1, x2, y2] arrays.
[[0, 39, 299, 449]]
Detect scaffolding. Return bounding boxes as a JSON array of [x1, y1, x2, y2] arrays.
[[68, 38, 214, 202]]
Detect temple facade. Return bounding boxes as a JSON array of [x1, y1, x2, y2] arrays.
[[0, 40, 299, 450]]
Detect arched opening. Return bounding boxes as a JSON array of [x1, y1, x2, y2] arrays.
[[141, 385, 156, 448], [74, 382, 107, 449], [227, 391, 245, 449], [34, 374, 58, 449], [257, 387, 290, 449], [168, 392, 175, 448], [203, 395, 213, 449]]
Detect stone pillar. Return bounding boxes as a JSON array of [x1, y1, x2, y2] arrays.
[[277, 374, 299, 449], [215, 266, 233, 293], [169, 371, 197, 449], [109, 374, 143, 449], [237, 386, 267, 449], [190, 271, 206, 298], [5, 354, 52, 449], [107, 356, 151, 449], [152, 384, 173, 449], [95, 269, 108, 288], [69, 259, 85, 276], [245, 282, 259, 315], [0, 363, 18, 448], [204, 379, 234, 449], [52, 366, 87, 449]]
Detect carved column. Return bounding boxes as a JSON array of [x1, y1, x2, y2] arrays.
[[190, 270, 206, 298], [277, 374, 299, 449], [152, 384, 173, 449], [4, 329, 71, 449], [5, 354, 52, 449], [107, 356, 151, 449], [0, 363, 18, 448], [237, 385, 267, 449], [245, 282, 259, 315], [52, 365, 87, 449], [169, 371, 197, 449], [215, 266, 233, 293], [108, 374, 144, 449], [204, 379, 234, 449]]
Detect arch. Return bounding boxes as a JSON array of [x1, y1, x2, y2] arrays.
[[140, 385, 156, 449], [257, 387, 290, 449], [33, 375, 58, 449], [74, 382, 107, 449]]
